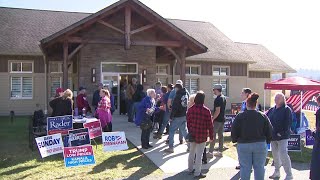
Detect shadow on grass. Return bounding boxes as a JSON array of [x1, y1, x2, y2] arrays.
[[0, 165, 38, 176], [89, 143, 159, 179]]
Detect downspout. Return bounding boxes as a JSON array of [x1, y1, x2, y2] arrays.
[[38, 43, 48, 115]]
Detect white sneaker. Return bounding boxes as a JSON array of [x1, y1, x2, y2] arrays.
[[284, 175, 293, 180], [269, 171, 280, 179]]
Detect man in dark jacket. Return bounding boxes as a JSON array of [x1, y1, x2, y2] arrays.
[[92, 83, 103, 110], [266, 93, 293, 180], [164, 83, 189, 153]]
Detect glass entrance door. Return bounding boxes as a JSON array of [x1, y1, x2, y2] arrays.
[[102, 75, 119, 113]]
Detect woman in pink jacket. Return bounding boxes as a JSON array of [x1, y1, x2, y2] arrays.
[[96, 89, 112, 132]]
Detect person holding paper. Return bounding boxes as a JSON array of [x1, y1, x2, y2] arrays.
[[310, 96, 320, 180], [96, 89, 112, 132]]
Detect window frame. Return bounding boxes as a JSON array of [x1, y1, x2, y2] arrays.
[[49, 61, 73, 74], [185, 65, 201, 76], [213, 78, 229, 96], [212, 65, 230, 77], [156, 64, 169, 75], [185, 78, 199, 94], [10, 76, 33, 99], [10, 61, 33, 73], [50, 76, 73, 97]]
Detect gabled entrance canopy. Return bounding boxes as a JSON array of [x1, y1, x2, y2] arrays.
[[39, 0, 207, 88]]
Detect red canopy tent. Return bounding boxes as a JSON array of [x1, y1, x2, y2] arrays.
[[264, 77, 320, 127]]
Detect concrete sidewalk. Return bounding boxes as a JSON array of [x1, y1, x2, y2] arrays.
[[112, 114, 310, 179]]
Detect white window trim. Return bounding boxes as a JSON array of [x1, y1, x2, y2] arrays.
[[101, 62, 138, 74], [213, 78, 229, 96], [212, 65, 230, 77], [9, 61, 34, 73], [186, 65, 201, 76], [10, 76, 33, 100], [185, 78, 199, 94], [50, 77, 73, 97], [156, 64, 170, 75], [49, 62, 73, 74]]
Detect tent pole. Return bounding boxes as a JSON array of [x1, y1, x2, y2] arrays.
[[264, 90, 266, 112], [300, 91, 303, 129]]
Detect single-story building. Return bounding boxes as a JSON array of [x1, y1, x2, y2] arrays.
[[0, 0, 295, 115]]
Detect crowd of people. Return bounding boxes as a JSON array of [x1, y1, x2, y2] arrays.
[[49, 78, 320, 180]]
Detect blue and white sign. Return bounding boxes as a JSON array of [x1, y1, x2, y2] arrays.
[[224, 114, 236, 132], [63, 145, 95, 168], [35, 133, 64, 158], [68, 128, 90, 147], [47, 115, 73, 135], [288, 134, 301, 151], [102, 132, 128, 152], [306, 129, 315, 146]]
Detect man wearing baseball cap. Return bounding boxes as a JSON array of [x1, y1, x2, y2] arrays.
[[208, 84, 226, 158]]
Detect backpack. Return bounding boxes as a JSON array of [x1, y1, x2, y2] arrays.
[[180, 94, 189, 108]]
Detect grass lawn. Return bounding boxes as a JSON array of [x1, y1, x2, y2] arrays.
[[0, 116, 162, 180]]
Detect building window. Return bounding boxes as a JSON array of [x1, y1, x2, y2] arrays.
[[156, 64, 169, 75], [213, 79, 228, 96], [11, 77, 33, 99], [101, 63, 138, 74], [10, 62, 33, 73], [185, 65, 200, 75], [157, 77, 168, 85], [185, 78, 199, 94], [50, 77, 72, 97], [213, 66, 229, 76]]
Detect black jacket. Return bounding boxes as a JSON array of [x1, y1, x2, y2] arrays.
[[133, 85, 146, 102], [266, 105, 292, 141], [49, 97, 73, 117], [170, 88, 189, 119], [92, 90, 101, 107], [231, 110, 273, 144]]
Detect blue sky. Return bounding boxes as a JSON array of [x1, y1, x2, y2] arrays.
[[1, 0, 319, 70]]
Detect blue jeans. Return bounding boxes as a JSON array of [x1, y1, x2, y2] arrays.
[[237, 142, 267, 180], [133, 102, 140, 122], [169, 116, 188, 148], [158, 111, 170, 134], [127, 99, 134, 122]]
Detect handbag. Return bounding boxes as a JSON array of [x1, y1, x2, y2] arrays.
[[140, 114, 153, 130], [186, 132, 195, 142]]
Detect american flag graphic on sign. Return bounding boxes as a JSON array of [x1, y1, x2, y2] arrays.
[[286, 90, 320, 112]]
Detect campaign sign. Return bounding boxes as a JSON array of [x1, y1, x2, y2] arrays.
[[306, 129, 315, 146], [63, 135, 70, 147], [102, 131, 128, 152], [68, 128, 90, 147], [35, 133, 64, 158], [47, 115, 73, 135], [83, 120, 102, 139], [288, 134, 301, 151], [63, 145, 95, 168], [267, 144, 271, 151], [224, 115, 236, 132]]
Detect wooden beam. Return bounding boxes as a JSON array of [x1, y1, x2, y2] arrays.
[[179, 46, 187, 84], [133, 40, 181, 47], [98, 20, 124, 34], [63, 41, 69, 89], [131, 24, 155, 35], [68, 43, 85, 60], [125, 6, 131, 49], [165, 47, 181, 64]]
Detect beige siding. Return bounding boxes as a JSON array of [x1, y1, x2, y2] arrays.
[[247, 77, 271, 108], [0, 73, 46, 116], [249, 71, 271, 78]]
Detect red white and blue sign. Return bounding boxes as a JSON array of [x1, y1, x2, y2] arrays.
[[306, 129, 315, 146], [287, 134, 301, 151], [102, 132, 128, 152], [68, 128, 91, 147], [63, 145, 95, 168], [83, 120, 102, 139], [47, 115, 73, 135], [224, 114, 236, 132]]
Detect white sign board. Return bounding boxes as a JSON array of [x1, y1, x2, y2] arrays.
[[35, 133, 64, 158], [102, 131, 128, 152]]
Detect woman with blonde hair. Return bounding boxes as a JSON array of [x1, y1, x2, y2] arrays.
[[49, 89, 73, 116], [96, 89, 112, 132]]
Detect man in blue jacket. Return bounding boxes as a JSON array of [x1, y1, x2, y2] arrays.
[[266, 93, 293, 180]]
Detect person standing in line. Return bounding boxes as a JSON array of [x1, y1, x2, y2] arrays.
[[92, 83, 104, 111], [310, 96, 320, 180], [235, 87, 252, 170], [137, 89, 156, 149], [132, 84, 146, 126], [208, 84, 226, 158], [104, 85, 115, 115], [126, 78, 137, 122], [153, 84, 173, 139], [267, 93, 293, 180], [187, 91, 213, 179], [164, 83, 189, 153], [232, 93, 273, 180], [155, 81, 162, 98], [50, 89, 73, 117], [76, 87, 91, 116], [96, 89, 112, 132]]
